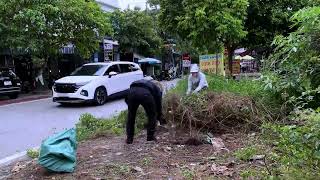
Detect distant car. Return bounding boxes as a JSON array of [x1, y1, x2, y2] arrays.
[[52, 61, 144, 105], [0, 68, 21, 99]]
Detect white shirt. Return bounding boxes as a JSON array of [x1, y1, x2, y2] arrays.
[[187, 72, 208, 94]]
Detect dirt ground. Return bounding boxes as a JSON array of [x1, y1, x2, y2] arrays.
[[6, 126, 265, 180]]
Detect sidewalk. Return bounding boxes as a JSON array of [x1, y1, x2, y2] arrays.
[[0, 91, 52, 106]]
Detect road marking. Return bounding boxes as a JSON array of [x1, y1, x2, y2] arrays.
[[0, 98, 51, 108]]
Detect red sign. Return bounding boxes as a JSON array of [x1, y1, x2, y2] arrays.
[[182, 54, 191, 67], [182, 54, 191, 60]]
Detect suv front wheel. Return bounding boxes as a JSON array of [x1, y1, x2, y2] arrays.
[[94, 87, 107, 105]]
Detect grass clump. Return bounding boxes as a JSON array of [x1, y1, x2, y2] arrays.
[[234, 146, 258, 161], [180, 167, 195, 180], [76, 107, 147, 141], [27, 149, 39, 159]]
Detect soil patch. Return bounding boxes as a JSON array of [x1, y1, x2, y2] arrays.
[[6, 126, 266, 180]]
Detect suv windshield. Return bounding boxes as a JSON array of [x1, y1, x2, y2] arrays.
[[0, 69, 16, 77], [70, 65, 107, 76]]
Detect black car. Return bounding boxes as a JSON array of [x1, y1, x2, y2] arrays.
[[0, 68, 21, 99]]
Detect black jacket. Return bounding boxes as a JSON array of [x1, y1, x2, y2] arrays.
[[129, 79, 163, 120]]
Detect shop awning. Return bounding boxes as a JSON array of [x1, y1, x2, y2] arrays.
[[138, 58, 161, 64]]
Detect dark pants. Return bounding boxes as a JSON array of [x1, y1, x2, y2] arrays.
[[126, 87, 157, 143]]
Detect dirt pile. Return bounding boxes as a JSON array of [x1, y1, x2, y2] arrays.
[[163, 92, 263, 133]]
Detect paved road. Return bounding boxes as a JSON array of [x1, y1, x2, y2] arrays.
[[0, 80, 179, 159]]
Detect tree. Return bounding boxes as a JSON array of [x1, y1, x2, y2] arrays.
[[110, 9, 161, 57], [266, 6, 320, 109], [158, 0, 248, 73], [243, 0, 310, 56], [0, 0, 112, 60]]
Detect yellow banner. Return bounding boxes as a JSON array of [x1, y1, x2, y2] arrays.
[[199, 54, 224, 75]]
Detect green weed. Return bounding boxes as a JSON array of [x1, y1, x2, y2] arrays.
[[234, 146, 258, 161], [27, 149, 39, 159], [76, 107, 147, 141], [141, 157, 152, 166], [181, 167, 195, 180]]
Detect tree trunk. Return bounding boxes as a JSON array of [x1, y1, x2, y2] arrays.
[[226, 45, 235, 76]]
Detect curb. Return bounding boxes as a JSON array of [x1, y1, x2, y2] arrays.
[[0, 151, 28, 168], [0, 147, 39, 168], [0, 97, 51, 107]]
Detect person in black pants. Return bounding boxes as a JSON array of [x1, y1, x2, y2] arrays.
[[125, 79, 166, 144]]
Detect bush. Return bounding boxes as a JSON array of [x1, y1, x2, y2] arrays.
[[263, 110, 320, 178], [76, 108, 147, 141], [265, 7, 320, 109]]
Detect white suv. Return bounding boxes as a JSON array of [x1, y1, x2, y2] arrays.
[[52, 61, 143, 105]]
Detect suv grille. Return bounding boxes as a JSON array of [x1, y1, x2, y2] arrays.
[[54, 83, 78, 93]]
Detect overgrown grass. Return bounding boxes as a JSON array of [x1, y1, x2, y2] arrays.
[[76, 107, 147, 141], [171, 75, 281, 108]]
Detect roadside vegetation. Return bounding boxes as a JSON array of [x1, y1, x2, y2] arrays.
[[76, 108, 147, 141]]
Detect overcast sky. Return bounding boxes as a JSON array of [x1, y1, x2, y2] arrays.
[[122, 0, 148, 10]]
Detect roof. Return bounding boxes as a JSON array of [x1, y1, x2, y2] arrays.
[[138, 58, 161, 64]]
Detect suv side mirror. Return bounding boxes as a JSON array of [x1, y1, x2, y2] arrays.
[[108, 71, 117, 78]]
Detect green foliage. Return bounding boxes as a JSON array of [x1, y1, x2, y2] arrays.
[[234, 146, 258, 161], [265, 6, 320, 109], [159, 0, 248, 52], [243, 0, 309, 51], [263, 110, 320, 178], [0, 0, 112, 58], [27, 149, 39, 159], [110, 9, 162, 57], [76, 108, 147, 141]]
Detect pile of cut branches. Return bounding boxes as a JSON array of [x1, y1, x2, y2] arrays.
[[163, 92, 265, 134]]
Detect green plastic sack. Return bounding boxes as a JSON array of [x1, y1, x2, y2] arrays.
[[38, 128, 77, 173]]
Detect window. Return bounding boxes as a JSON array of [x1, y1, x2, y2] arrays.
[[105, 65, 121, 75], [120, 64, 132, 73], [70, 65, 107, 76]]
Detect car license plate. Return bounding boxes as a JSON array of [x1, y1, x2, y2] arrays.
[[4, 81, 12, 86]]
